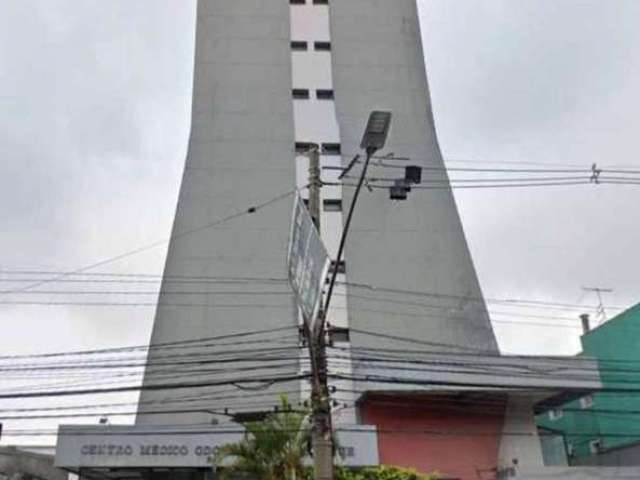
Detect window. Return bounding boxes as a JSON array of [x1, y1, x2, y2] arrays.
[[290, 0, 305, 4], [291, 41, 308, 51], [323, 199, 342, 212], [580, 395, 594, 409], [337, 446, 355, 458], [322, 143, 341, 155], [316, 89, 334, 100], [330, 327, 350, 344], [589, 439, 603, 454], [292, 89, 310, 100], [329, 260, 346, 274], [295, 142, 316, 153], [313, 0, 329, 4], [548, 409, 563, 421], [314, 41, 331, 51]]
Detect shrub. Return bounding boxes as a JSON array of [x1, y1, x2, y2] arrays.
[[335, 465, 437, 480]]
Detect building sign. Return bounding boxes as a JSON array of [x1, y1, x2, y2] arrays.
[[55, 425, 244, 469], [55, 425, 378, 469], [287, 194, 331, 328]]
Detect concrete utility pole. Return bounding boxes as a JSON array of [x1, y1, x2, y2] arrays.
[[305, 112, 392, 480], [306, 143, 334, 480], [308, 145, 322, 230]]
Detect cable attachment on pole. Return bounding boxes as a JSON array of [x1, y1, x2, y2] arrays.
[[590, 163, 602, 184]]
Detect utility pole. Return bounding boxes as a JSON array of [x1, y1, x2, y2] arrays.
[[305, 112, 392, 480], [308, 144, 322, 229], [306, 143, 334, 480]]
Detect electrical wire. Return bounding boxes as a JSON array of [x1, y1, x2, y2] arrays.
[[0, 325, 298, 361], [0, 187, 302, 296], [0, 373, 309, 400]]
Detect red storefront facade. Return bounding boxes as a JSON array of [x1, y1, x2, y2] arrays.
[[359, 394, 508, 480]]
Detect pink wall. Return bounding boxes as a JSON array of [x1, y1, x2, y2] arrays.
[[360, 395, 506, 480]]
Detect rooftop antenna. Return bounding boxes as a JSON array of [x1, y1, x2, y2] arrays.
[[582, 286, 614, 324]]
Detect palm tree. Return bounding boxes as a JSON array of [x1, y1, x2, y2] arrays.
[[212, 396, 311, 480]]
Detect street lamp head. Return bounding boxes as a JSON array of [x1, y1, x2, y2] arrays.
[[360, 111, 392, 154]]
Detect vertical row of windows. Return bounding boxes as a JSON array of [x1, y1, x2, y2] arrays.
[[291, 0, 332, 102], [290, 0, 343, 221]]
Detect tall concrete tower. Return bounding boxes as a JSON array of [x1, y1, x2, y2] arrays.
[[138, 0, 497, 425], [136, 0, 299, 425]]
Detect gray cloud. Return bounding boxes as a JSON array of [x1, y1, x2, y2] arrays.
[[418, 0, 640, 353]]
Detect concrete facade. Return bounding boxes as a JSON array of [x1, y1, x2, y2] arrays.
[[329, 0, 499, 355], [360, 395, 505, 480], [137, 0, 299, 424], [49, 1, 637, 477], [55, 425, 379, 470], [139, 0, 499, 425]]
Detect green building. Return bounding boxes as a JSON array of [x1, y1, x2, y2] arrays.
[[537, 303, 640, 466]]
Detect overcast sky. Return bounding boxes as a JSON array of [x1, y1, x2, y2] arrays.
[[0, 0, 639, 442]]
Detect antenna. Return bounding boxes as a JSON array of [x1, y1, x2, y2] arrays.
[[582, 286, 614, 324]]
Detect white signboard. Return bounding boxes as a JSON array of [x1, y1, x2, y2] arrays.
[[55, 424, 379, 469], [287, 195, 331, 327], [55, 425, 243, 469]]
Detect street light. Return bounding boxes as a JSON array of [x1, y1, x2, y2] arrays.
[[360, 111, 393, 154], [323, 111, 392, 317], [309, 111, 392, 480]]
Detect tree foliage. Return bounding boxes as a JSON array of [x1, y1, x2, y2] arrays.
[[335, 466, 436, 480], [211, 396, 436, 480], [211, 396, 310, 480]]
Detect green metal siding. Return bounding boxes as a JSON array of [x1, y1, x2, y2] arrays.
[[537, 303, 640, 462]]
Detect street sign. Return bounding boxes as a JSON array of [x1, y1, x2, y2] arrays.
[[287, 195, 331, 328]]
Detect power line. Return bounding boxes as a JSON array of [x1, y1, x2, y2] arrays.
[[1, 267, 629, 313], [0, 187, 301, 296], [334, 180, 596, 190], [0, 373, 309, 400], [2, 425, 640, 440], [340, 280, 629, 312], [0, 325, 298, 361], [304, 149, 640, 174]]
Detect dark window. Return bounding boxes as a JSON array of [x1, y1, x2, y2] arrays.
[[314, 41, 332, 51], [322, 143, 342, 155], [313, 0, 329, 4], [290, 0, 305, 4], [291, 41, 308, 51], [295, 142, 316, 153], [329, 260, 346, 274], [316, 89, 334, 100], [233, 411, 269, 423], [330, 327, 350, 344], [323, 199, 342, 212], [292, 89, 310, 100]]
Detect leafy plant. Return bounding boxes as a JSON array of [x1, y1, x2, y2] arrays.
[[211, 396, 435, 480], [211, 396, 311, 480], [335, 465, 436, 480]]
